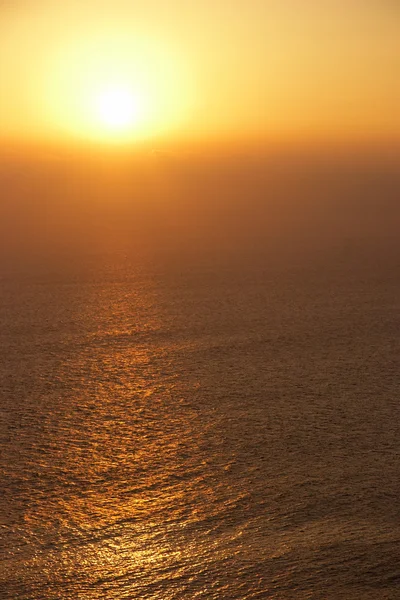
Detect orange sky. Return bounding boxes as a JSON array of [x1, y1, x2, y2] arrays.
[[0, 1, 398, 149]]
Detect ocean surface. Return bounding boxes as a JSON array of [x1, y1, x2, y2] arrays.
[[1, 161, 400, 598]]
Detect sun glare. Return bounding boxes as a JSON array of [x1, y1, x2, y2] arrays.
[[39, 31, 192, 144], [95, 86, 140, 130]]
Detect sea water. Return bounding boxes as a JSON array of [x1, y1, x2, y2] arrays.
[[1, 159, 399, 598]]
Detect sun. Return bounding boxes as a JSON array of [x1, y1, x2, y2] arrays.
[[40, 31, 193, 144], [95, 86, 141, 131]]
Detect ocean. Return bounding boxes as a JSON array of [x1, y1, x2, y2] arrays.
[[1, 155, 399, 598]]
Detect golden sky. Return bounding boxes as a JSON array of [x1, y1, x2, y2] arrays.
[[0, 0, 398, 148]]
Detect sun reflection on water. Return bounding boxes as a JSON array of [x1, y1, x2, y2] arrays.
[[10, 271, 248, 599]]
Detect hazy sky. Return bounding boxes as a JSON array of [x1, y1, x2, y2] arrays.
[[1, 0, 398, 148]]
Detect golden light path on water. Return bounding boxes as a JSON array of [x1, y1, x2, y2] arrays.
[[13, 274, 253, 599]]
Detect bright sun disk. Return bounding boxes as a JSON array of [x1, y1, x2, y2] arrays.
[[95, 86, 140, 130], [39, 31, 193, 143]]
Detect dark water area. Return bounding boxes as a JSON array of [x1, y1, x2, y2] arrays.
[[1, 153, 399, 598]]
